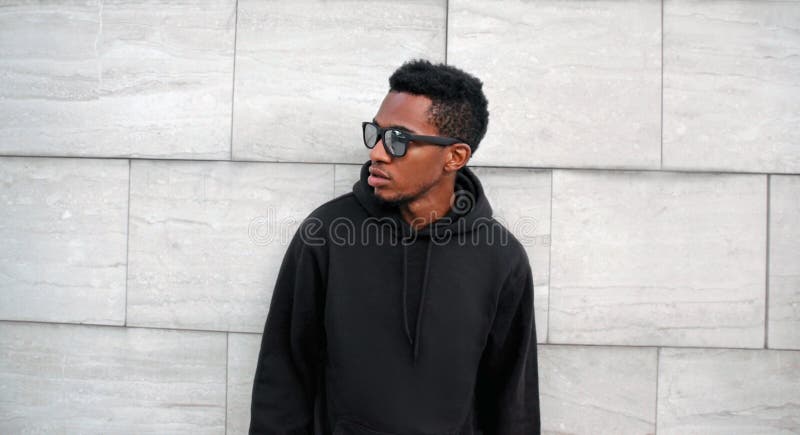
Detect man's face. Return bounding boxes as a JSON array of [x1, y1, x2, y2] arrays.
[[367, 91, 448, 206]]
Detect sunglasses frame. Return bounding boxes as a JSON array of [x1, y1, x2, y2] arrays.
[[362, 121, 468, 158]]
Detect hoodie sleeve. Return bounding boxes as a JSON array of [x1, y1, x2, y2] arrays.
[[249, 221, 327, 435], [474, 257, 541, 435]]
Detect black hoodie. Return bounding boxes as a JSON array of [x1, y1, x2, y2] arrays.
[[250, 160, 541, 435]]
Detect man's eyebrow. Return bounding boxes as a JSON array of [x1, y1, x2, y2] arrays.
[[372, 118, 417, 134]]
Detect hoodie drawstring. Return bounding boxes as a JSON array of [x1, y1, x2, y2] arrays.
[[401, 235, 434, 366], [402, 242, 410, 345]]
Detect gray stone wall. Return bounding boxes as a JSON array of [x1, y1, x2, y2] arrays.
[[1, 1, 798, 433]]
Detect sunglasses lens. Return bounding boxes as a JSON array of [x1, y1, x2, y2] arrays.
[[385, 130, 406, 157], [363, 123, 378, 148]]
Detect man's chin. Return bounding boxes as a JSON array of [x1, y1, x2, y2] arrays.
[[373, 189, 408, 207]]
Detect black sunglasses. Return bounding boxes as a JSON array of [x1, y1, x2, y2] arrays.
[[362, 121, 468, 157]]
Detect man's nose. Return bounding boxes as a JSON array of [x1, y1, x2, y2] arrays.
[[370, 136, 392, 162]]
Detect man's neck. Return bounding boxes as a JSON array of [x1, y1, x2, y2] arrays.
[[399, 177, 456, 231]]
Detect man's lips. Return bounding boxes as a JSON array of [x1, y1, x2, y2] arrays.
[[369, 167, 390, 179], [368, 166, 391, 187]]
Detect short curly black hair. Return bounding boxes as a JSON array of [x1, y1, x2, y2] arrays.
[[388, 59, 489, 155]]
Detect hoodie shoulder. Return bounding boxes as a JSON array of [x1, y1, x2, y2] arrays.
[[289, 192, 362, 254], [310, 192, 360, 218], [298, 192, 362, 232], [480, 216, 533, 275]]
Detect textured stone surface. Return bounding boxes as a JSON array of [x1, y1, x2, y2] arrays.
[[448, 0, 661, 169], [0, 321, 227, 434], [539, 344, 657, 434], [549, 169, 766, 347], [232, 0, 447, 163], [226, 332, 261, 435], [0, 157, 128, 325], [663, 0, 800, 173], [658, 347, 800, 434], [127, 160, 333, 332], [333, 163, 363, 197], [1, 1, 796, 433], [769, 175, 800, 349], [0, 0, 235, 159]]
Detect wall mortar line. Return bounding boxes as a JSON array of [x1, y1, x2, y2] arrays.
[[229, 0, 240, 161], [765, 175, 771, 349]]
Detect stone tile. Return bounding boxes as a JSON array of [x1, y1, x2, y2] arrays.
[[226, 332, 261, 435], [232, 0, 446, 163], [769, 175, 800, 349], [539, 344, 657, 434], [657, 347, 800, 434], [334, 163, 363, 197], [0, 0, 235, 158], [663, 1, 800, 174], [473, 167, 551, 344], [332, 164, 552, 342], [0, 157, 128, 325], [448, 0, 661, 169], [127, 160, 333, 332], [0, 321, 227, 434], [549, 169, 766, 347]]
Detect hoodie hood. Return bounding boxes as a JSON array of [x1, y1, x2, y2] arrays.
[[352, 160, 493, 364]]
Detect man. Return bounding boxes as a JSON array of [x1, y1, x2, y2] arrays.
[[250, 59, 540, 435]]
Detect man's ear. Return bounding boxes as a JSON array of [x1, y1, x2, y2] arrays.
[[444, 143, 472, 173]]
